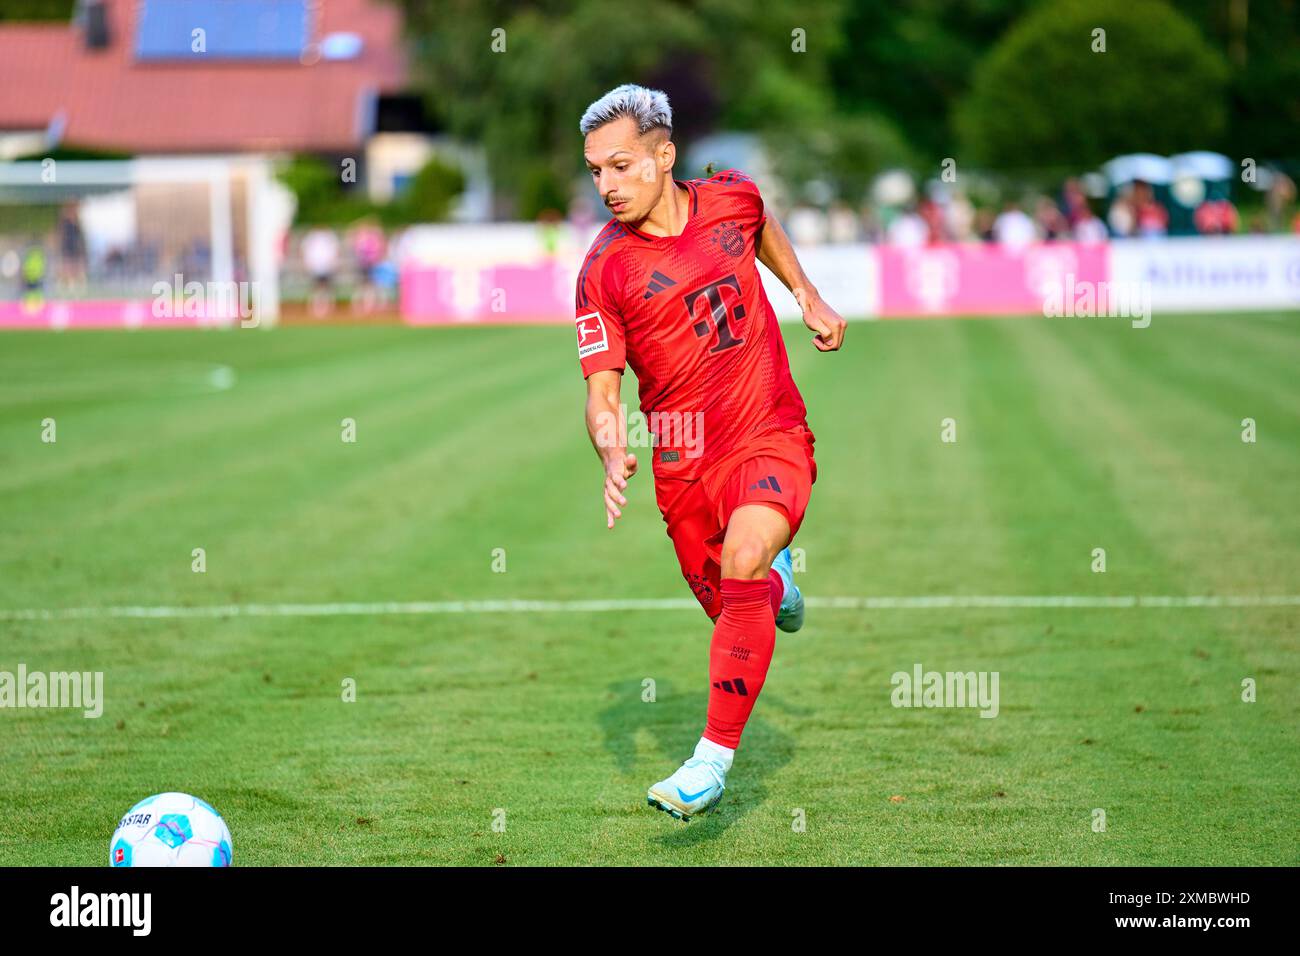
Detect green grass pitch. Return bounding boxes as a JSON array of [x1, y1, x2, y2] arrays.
[[0, 312, 1296, 865]]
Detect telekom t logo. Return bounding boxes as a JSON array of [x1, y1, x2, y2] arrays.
[[684, 274, 745, 352]]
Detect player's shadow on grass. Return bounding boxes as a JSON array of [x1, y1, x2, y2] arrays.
[[597, 679, 802, 845]]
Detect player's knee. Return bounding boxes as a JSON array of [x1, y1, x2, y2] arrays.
[[722, 537, 772, 580]]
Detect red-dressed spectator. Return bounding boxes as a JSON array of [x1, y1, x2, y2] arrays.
[[917, 196, 947, 244], [1194, 199, 1239, 235], [1131, 182, 1168, 237]]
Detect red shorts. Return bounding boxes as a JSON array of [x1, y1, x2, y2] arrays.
[[654, 425, 817, 618]]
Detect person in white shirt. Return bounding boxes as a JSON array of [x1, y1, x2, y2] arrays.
[[301, 227, 340, 318], [992, 201, 1037, 249]]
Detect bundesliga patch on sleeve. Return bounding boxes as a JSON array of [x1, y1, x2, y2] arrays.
[[575, 311, 609, 358]]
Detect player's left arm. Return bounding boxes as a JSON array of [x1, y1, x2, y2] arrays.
[[756, 212, 847, 352]]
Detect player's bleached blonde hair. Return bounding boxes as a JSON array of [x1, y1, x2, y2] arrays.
[[579, 84, 673, 139]]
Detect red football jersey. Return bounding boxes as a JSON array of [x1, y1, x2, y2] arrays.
[[575, 169, 809, 481]]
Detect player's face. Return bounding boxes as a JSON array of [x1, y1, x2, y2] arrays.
[[584, 117, 666, 221]]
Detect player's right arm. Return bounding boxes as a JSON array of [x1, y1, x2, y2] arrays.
[[575, 235, 635, 529], [585, 369, 638, 529]]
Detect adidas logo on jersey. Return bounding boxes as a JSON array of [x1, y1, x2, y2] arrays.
[[643, 270, 677, 299]]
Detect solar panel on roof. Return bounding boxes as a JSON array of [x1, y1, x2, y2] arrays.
[[135, 0, 312, 61]]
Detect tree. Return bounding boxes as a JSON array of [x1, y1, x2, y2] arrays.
[[1172, 0, 1300, 160], [277, 154, 464, 227], [955, 0, 1230, 169], [0, 0, 73, 20], [827, 0, 1040, 161], [396, 0, 849, 218]]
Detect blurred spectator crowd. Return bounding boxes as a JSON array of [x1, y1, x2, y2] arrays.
[[6, 153, 1300, 312], [783, 164, 1300, 248]]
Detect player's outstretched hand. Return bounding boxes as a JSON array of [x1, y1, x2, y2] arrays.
[[604, 452, 638, 529], [795, 288, 846, 351]]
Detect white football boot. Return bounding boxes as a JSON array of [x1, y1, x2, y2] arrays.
[[647, 740, 729, 822], [772, 546, 804, 633]]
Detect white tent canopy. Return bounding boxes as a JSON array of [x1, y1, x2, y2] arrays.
[[1169, 151, 1235, 181], [1102, 153, 1174, 186]]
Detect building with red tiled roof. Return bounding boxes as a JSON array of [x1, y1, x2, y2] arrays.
[[0, 0, 410, 154]]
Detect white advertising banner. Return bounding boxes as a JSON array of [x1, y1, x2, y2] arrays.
[[759, 243, 878, 320], [1109, 237, 1300, 311]]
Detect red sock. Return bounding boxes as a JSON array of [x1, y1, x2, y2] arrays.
[[767, 568, 783, 619], [703, 577, 777, 750]]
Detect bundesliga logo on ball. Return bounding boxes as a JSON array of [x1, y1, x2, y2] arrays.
[[109, 792, 232, 867]]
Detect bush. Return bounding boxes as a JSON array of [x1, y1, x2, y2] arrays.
[[399, 154, 466, 223], [278, 154, 465, 227], [956, 0, 1229, 169], [277, 156, 353, 226]]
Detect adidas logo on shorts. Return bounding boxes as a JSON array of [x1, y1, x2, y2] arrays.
[[747, 474, 782, 493]]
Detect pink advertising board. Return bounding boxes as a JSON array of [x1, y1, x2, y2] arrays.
[[401, 262, 574, 324], [0, 300, 237, 330], [877, 242, 1110, 317]]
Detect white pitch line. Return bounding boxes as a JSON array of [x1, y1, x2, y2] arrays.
[[813, 595, 1300, 609], [1, 595, 1298, 621]]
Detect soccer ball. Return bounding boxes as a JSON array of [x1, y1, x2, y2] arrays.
[[109, 792, 232, 867]]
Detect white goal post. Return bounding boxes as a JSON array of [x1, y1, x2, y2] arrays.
[[0, 155, 290, 328]]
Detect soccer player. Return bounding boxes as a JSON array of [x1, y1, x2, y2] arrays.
[[576, 84, 846, 821]]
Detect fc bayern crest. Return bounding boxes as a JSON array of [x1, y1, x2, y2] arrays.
[[686, 572, 715, 607], [710, 221, 745, 257]]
